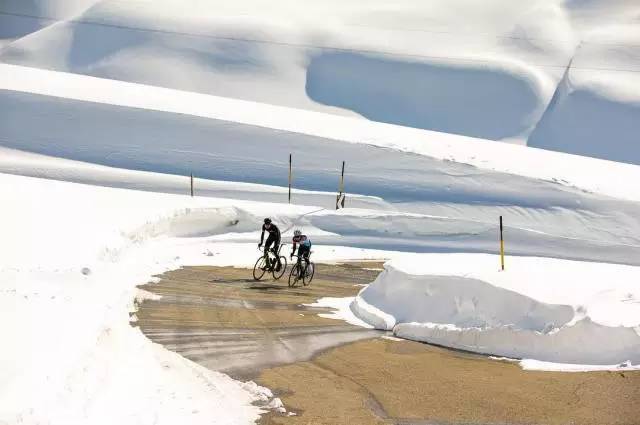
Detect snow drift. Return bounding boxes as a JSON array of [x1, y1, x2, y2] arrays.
[[351, 254, 640, 365], [2, 0, 639, 160], [306, 51, 547, 141], [529, 67, 640, 164]]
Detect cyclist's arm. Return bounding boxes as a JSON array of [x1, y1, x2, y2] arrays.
[[291, 242, 297, 255], [260, 225, 266, 244]]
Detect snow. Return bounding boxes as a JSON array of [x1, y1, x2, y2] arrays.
[[489, 356, 640, 372], [518, 359, 640, 373], [4, 64, 640, 271], [306, 52, 550, 141], [350, 254, 640, 365], [1, 0, 639, 162], [3, 62, 640, 203], [304, 297, 374, 329]]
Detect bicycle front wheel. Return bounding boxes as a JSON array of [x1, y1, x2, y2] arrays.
[[303, 262, 315, 286], [253, 256, 267, 281], [288, 264, 301, 287], [272, 256, 287, 280]]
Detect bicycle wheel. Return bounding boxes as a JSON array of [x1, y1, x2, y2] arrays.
[[253, 256, 267, 281], [272, 256, 287, 280], [303, 262, 315, 286], [288, 263, 301, 287]]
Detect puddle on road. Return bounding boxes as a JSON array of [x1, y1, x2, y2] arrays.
[[134, 263, 384, 380], [146, 293, 330, 312], [146, 325, 381, 380]]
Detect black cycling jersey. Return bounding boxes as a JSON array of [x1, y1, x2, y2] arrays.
[[260, 223, 281, 245]]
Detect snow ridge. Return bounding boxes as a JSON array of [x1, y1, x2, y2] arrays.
[[351, 255, 640, 365]]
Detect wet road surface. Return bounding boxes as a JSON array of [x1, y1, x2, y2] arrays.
[[135, 263, 382, 380]]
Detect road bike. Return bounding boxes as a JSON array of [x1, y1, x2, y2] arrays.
[[288, 253, 315, 287], [253, 244, 287, 281]]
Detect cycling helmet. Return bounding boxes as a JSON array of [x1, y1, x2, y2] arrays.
[[264, 218, 272, 225], [294, 229, 302, 236]]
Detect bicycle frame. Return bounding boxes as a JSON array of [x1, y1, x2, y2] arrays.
[[291, 253, 311, 269], [291, 249, 312, 263], [290, 253, 314, 283], [260, 244, 286, 268]]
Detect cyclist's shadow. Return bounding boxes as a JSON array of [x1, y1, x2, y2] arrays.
[[246, 283, 287, 290], [207, 277, 284, 289]]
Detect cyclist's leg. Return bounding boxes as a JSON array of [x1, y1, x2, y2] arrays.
[[296, 254, 303, 277], [264, 237, 274, 268], [273, 240, 281, 270], [302, 247, 313, 278], [300, 246, 310, 267]]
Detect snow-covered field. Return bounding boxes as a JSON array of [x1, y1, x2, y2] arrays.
[[2, 0, 640, 423]]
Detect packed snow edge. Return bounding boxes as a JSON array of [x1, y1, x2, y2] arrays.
[[350, 255, 640, 365]]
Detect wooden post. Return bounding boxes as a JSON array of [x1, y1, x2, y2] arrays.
[[336, 161, 345, 209], [190, 173, 194, 197], [288, 153, 292, 204], [499, 216, 505, 271]]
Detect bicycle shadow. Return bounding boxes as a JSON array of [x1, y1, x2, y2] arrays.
[[246, 283, 287, 290]]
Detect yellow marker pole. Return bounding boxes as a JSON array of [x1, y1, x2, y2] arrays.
[[499, 215, 505, 271], [288, 154, 292, 204]]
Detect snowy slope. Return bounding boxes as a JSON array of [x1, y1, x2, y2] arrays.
[[1, 0, 638, 162], [3, 62, 640, 202], [3, 64, 640, 268]]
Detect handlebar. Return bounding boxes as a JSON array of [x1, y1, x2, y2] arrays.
[[257, 244, 286, 253]]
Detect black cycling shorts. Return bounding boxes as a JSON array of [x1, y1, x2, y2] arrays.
[[264, 235, 280, 254], [298, 245, 310, 259]]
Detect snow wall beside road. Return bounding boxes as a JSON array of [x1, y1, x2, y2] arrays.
[[351, 254, 640, 365]]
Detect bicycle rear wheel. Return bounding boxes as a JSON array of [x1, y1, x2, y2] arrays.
[[288, 264, 301, 287], [303, 262, 315, 286], [272, 256, 287, 280], [253, 256, 267, 281]]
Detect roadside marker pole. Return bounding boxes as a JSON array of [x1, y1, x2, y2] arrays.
[[336, 161, 345, 209], [190, 172, 194, 197], [288, 153, 292, 204], [499, 216, 505, 271]]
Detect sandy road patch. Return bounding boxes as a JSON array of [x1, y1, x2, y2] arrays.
[[259, 338, 640, 425]]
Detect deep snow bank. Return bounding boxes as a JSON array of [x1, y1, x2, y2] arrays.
[[351, 254, 640, 365], [306, 52, 547, 141], [0, 172, 313, 424]]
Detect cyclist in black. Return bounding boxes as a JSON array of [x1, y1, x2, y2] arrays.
[[258, 218, 281, 270]]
